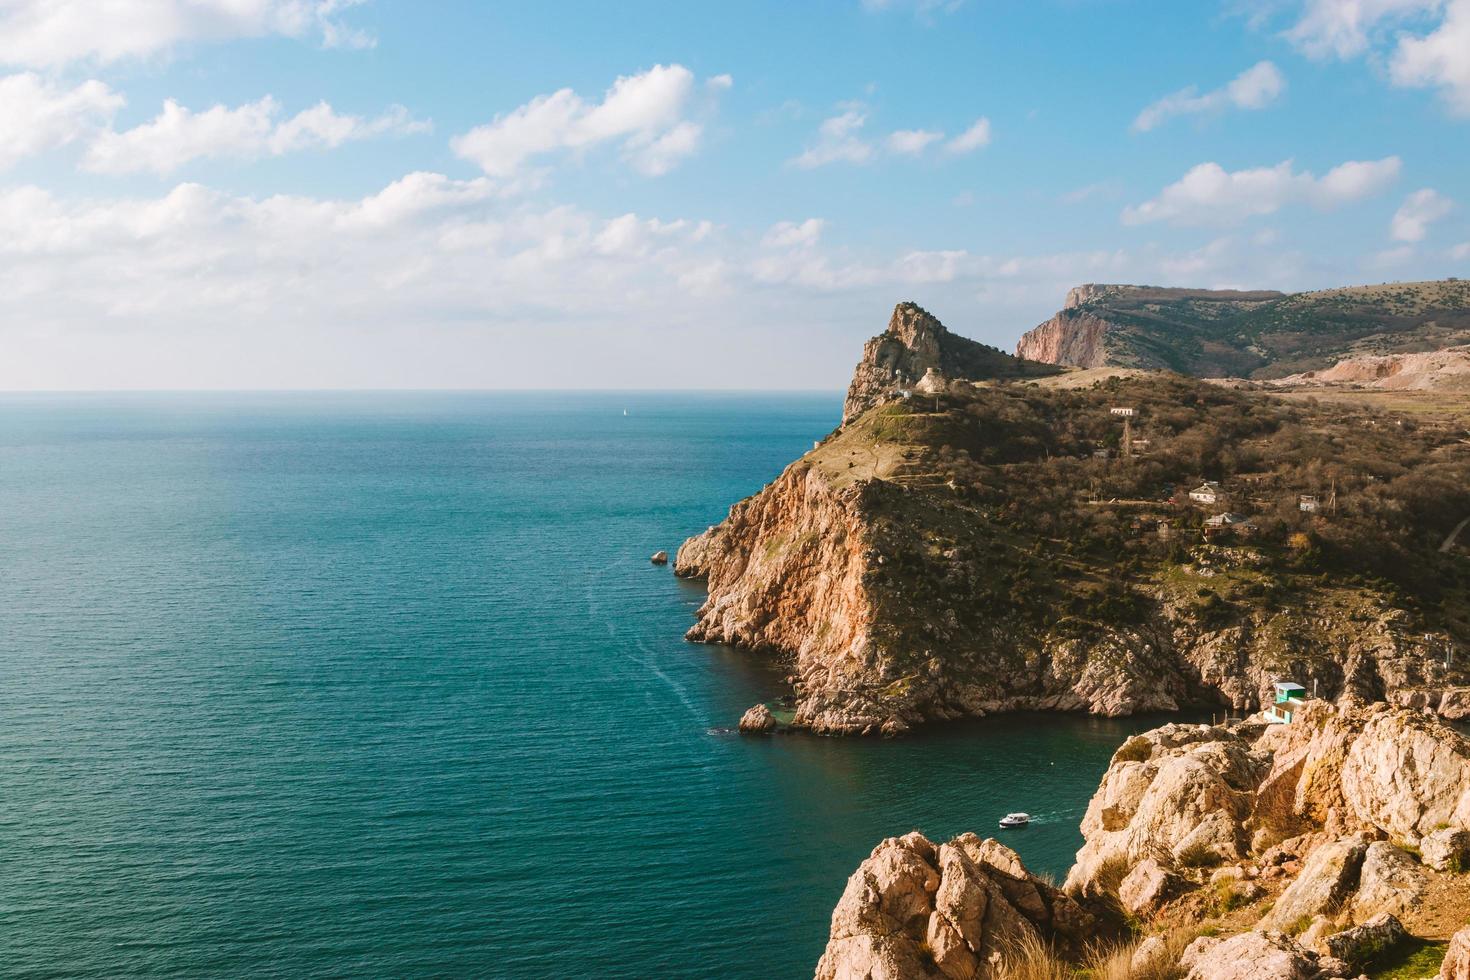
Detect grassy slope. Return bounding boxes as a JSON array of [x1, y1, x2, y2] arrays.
[[802, 372, 1470, 684]]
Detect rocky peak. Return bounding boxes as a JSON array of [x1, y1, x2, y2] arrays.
[[842, 302, 1053, 424]]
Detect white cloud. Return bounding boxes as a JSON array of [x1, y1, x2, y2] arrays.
[[0, 0, 371, 68], [1390, 188, 1454, 241], [1281, 0, 1441, 58], [1132, 61, 1286, 132], [945, 118, 991, 154], [792, 107, 874, 168], [452, 64, 723, 179], [1390, 0, 1470, 114], [0, 72, 122, 169], [762, 218, 825, 249], [793, 109, 988, 167], [1450, 241, 1470, 259], [1122, 156, 1401, 226], [1276, 0, 1470, 114], [82, 97, 427, 175], [886, 128, 943, 155]]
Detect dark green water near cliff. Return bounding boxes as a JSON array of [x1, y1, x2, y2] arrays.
[[0, 392, 1183, 978]]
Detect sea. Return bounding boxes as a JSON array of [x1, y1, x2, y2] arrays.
[[0, 392, 1183, 978]]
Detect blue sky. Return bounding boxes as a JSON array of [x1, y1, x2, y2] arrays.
[[2, 0, 1468, 389]]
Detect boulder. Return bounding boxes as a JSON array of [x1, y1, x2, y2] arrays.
[[1264, 834, 1370, 931], [1350, 842, 1428, 921], [1441, 925, 1470, 980], [1420, 827, 1470, 873], [1439, 688, 1470, 721], [816, 832, 1089, 980], [1313, 955, 1354, 978], [1118, 858, 1185, 917], [650, 550, 669, 565], [1066, 724, 1265, 894], [1323, 912, 1406, 968], [1180, 930, 1318, 980], [1340, 706, 1470, 843], [738, 704, 778, 734]]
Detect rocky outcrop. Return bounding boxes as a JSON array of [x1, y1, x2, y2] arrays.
[[841, 302, 1052, 424], [1442, 925, 1470, 980], [738, 703, 777, 734], [815, 831, 1094, 980], [650, 550, 668, 565], [1013, 309, 1114, 368], [1273, 346, 1470, 392], [1179, 930, 1319, 980], [1421, 827, 1470, 872], [817, 702, 1470, 978]]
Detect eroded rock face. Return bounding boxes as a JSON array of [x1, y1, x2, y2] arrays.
[[1013, 309, 1114, 368], [815, 832, 1093, 980], [1441, 925, 1470, 980], [1179, 930, 1318, 980], [1066, 724, 1267, 895], [1263, 834, 1370, 930], [1350, 842, 1429, 921], [841, 303, 1051, 425]]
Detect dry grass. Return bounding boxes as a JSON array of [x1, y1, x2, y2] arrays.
[[996, 932, 1074, 980], [1082, 928, 1197, 980]]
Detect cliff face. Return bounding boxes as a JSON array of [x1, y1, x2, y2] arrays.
[[1013, 309, 1114, 368], [818, 702, 1470, 978], [842, 302, 1055, 424], [1015, 279, 1470, 379]]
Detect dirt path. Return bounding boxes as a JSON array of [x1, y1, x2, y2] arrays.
[[1442, 515, 1470, 553]]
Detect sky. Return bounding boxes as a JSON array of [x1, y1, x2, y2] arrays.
[[2, 0, 1469, 390]]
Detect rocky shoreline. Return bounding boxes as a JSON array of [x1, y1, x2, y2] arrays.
[[817, 700, 1470, 978]]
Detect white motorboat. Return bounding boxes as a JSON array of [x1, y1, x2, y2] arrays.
[[998, 812, 1030, 828]]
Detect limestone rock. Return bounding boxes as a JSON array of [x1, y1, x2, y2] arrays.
[[1341, 706, 1470, 842], [738, 703, 778, 734], [815, 831, 1089, 980], [650, 550, 668, 565], [1118, 858, 1185, 917], [1264, 834, 1370, 931], [1067, 723, 1264, 895], [1440, 925, 1470, 980], [1440, 688, 1470, 721], [1350, 842, 1428, 921], [1420, 827, 1470, 873], [1180, 930, 1318, 980], [1323, 912, 1406, 969], [842, 302, 1051, 424]]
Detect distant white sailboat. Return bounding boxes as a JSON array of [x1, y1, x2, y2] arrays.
[[623, 409, 628, 416]]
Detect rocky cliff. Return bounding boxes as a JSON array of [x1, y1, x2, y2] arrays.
[[818, 701, 1470, 978], [843, 302, 1057, 424], [1015, 279, 1470, 380], [678, 305, 1470, 736]]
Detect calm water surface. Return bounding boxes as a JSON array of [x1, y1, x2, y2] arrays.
[[0, 392, 1180, 978]]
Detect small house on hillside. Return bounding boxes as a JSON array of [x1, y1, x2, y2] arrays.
[[1204, 512, 1257, 538], [1189, 481, 1225, 505], [1265, 681, 1308, 724], [1110, 406, 1136, 417], [1299, 494, 1319, 513]]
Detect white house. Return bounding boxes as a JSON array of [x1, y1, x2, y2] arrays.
[[1110, 406, 1136, 417], [1189, 481, 1224, 505], [1299, 494, 1319, 513]]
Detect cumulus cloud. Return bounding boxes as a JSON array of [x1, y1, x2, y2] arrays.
[[1122, 156, 1402, 226], [0, 0, 371, 68], [886, 128, 944, 155], [81, 96, 427, 175], [792, 109, 988, 167], [0, 72, 122, 169], [1276, 0, 1470, 114], [1390, 0, 1470, 114], [762, 218, 825, 248], [451, 64, 724, 179], [1390, 188, 1454, 241], [1132, 61, 1286, 132], [945, 118, 991, 154]]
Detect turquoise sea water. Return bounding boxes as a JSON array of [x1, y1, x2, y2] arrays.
[[0, 392, 1179, 979]]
